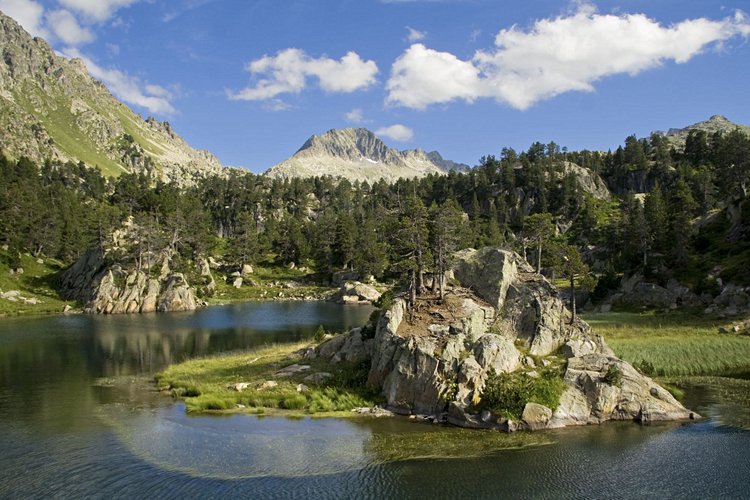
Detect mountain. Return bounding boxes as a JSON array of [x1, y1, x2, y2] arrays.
[[0, 10, 224, 184], [658, 115, 750, 148], [265, 128, 471, 183]]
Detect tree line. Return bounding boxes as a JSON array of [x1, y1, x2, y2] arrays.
[[0, 126, 748, 304]]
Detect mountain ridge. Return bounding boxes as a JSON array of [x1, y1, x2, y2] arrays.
[[658, 114, 750, 148], [0, 9, 225, 184], [265, 127, 470, 183]]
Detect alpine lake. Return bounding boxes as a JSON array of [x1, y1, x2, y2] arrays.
[[0, 301, 748, 498]]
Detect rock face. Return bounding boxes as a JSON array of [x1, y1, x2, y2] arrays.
[[0, 11, 225, 184], [557, 161, 612, 201], [265, 128, 470, 183], [59, 218, 206, 314], [317, 247, 697, 430], [60, 248, 199, 314]]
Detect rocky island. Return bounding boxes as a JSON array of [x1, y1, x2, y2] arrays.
[[159, 247, 697, 432]]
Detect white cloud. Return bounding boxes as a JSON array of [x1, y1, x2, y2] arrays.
[[263, 99, 291, 112], [386, 4, 750, 110], [64, 48, 176, 115], [230, 48, 378, 101], [0, 0, 46, 37], [386, 44, 482, 109], [57, 0, 140, 22], [375, 124, 414, 142], [345, 108, 365, 123], [406, 26, 426, 42], [46, 9, 94, 45]]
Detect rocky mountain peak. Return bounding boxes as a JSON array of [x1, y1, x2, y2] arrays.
[[297, 128, 398, 164], [659, 115, 750, 149], [266, 127, 470, 183]]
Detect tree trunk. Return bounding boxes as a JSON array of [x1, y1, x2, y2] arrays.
[[537, 241, 542, 274], [569, 273, 576, 324], [409, 269, 417, 309]]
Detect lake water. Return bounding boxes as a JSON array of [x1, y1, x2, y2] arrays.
[[0, 302, 748, 498]]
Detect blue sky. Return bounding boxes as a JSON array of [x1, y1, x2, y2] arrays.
[[1, 0, 749, 172]]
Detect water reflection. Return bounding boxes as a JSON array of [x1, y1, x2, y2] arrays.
[[0, 302, 749, 498], [0, 302, 373, 433]]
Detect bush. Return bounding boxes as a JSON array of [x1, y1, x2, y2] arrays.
[[374, 289, 394, 310], [634, 359, 655, 376], [313, 325, 327, 343], [477, 369, 566, 420], [360, 309, 380, 340], [603, 365, 623, 387]]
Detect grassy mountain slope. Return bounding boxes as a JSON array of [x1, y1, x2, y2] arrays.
[[0, 10, 224, 183]]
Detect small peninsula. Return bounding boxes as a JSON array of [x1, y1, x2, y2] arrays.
[[158, 247, 697, 431]]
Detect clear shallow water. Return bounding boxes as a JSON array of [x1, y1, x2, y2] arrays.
[[0, 302, 748, 499]]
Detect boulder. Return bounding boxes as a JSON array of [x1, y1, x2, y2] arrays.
[[522, 403, 553, 430], [473, 334, 521, 374], [241, 264, 254, 276], [332, 281, 381, 305], [453, 248, 523, 310]]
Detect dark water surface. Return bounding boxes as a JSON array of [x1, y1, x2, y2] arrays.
[[0, 302, 748, 499]]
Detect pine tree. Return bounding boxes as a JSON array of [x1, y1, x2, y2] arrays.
[[523, 212, 555, 273], [430, 199, 464, 300]]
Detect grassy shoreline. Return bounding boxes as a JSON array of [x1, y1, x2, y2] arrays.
[[156, 310, 750, 419], [155, 340, 382, 416]]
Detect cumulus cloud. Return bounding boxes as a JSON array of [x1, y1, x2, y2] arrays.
[[0, 0, 46, 37], [64, 48, 176, 115], [345, 108, 366, 124], [46, 9, 94, 45], [57, 0, 140, 22], [375, 124, 414, 141], [387, 44, 482, 109], [229, 48, 378, 101], [406, 26, 426, 42], [387, 4, 750, 110]]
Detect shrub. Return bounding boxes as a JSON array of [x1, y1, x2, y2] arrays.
[[603, 365, 623, 387], [477, 369, 566, 420], [634, 359, 655, 376], [374, 289, 394, 310], [313, 325, 327, 343]]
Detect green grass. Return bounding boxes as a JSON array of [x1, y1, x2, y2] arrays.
[[15, 84, 127, 177], [475, 368, 567, 420], [583, 311, 750, 377], [156, 340, 381, 415], [0, 250, 76, 316]]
